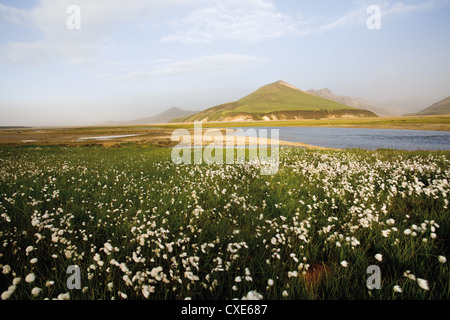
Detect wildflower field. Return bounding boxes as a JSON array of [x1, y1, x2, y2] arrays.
[[0, 145, 448, 300]]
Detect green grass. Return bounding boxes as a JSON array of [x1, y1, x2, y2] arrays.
[[233, 82, 359, 113], [0, 145, 449, 300]]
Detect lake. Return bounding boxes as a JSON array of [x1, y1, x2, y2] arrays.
[[227, 127, 450, 151]]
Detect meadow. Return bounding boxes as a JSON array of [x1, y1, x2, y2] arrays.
[[0, 145, 448, 300]]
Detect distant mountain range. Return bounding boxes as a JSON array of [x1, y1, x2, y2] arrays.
[[307, 88, 401, 117], [179, 81, 377, 122], [408, 96, 450, 116], [102, 82, 447, 125], [102, 107, 196, 125]]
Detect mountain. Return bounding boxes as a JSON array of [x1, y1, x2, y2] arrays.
[[409, 96, 450, 116], [307, 88, 400, 117], [181, 81, 377, 122], [103, 107, 197, 125]]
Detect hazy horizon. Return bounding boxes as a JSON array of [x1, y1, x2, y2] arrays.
[[1, 0, 449, 126]]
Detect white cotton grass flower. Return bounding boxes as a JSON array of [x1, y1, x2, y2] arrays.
[[386, 219, 395, 225], [375, 254, 383, 262], [282, 290, 289, 297], [438, 256, 447, 264], [340, 261, 348, 268], [2, 264, 11, 274], [13, 277, 21, 285], [267, 279, 274, 286], [31, 287, 42, 297], [234, 276, 242, 283], [393, 285, 402, 293], [417, 278, 430, 291], [118, 291, 127, 299], [142, 285, 154, 298], [30, 258, 38, 264], [45, 280, 55, 287], [1, 290, 13, 300], [57, 292, 70, 300], [25, 245, 34, 255], [403, 229, 412, 235], [241, 290, 263, 300], [403, 270, 416, 281], [25, 273, 36, 283]]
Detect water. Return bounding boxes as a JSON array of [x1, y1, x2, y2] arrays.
[[227, 127, 450, 151], [78, 134, 140, 140]]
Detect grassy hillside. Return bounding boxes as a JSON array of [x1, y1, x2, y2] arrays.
[[412, 97, 450, 116], [183, 81, 377, 122]]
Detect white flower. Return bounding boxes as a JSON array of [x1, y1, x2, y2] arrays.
[[282, 290, 289, 297], [438, 256, 447, 264], [288, 271, 298, 278], [2, 265, 11, 274], [13, 277, 21, 285], [118, 291, 127, 299], [386, 219, 395, 225], [57, 292, 70, 300], [25, 246, 34, 255], [142, 285, 154, 298], [150, 266, 163, 280], [340, 261, 348, 268], [30, 258, 38, 264], [403, 229, 412, 235], [417, 278, 429, 291], [375, 254, 383, 262], [31, 287, 42, 297], [381, 230, 390, 237], [234, 276, 242, 283], [393, 285, 402, 293], [1, 290, 13, 300], [242, 290, 263, 300], [25, 273, 36, 283], [430, 233, 437, 239], [104, 242, 113, 253], [267, 279, 274, 286], [45, 280, 55, 287]]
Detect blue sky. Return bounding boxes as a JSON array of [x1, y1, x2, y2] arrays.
[[0, 0, 449, 126]]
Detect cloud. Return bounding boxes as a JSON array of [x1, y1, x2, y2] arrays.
[[161, 0, 302, 44], [112, 54, 266, 82], [0, 0, 205, 65]]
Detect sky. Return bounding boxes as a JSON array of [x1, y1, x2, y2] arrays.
[[0, 0, 449, 126]]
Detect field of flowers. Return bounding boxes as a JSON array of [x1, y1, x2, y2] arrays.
[[0, 145, 448, 300]]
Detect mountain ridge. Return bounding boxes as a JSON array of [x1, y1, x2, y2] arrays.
[[180, 81, 377, 122], [307, 88, 400, 117], [102, 107, 197, 125], [409, 96, 450, 116]]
